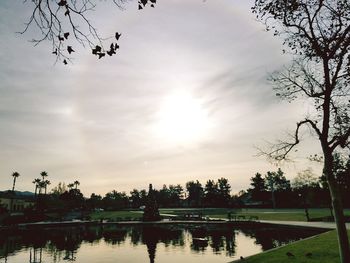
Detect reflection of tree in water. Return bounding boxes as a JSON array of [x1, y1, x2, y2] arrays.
[[188, 226, 208, 252], [29, 247, 43, 263], [0, 235, 23, 263], [209, 227, 236, 256], [139, 226, 184, 263], [47, 227, 87, 262], [130, 226, 142, 245], [102, 226, 128, 245], [143, 227, 157, 263], [0, 224, 325, 263], [239, 226, 323, 250], [82, 225, 104, 243], [188, 226, 236, 256]]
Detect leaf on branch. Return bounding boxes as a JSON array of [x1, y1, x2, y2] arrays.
[[58, 0, 67, 7], [67, 46, 75, 54], [92, 45, 102, 55], [22, 0, 156, 64]]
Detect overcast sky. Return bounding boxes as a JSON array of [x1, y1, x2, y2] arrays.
[[0, 0, 323, 196]]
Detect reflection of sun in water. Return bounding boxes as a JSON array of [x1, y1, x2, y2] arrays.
[[154, 91, 210, 144]]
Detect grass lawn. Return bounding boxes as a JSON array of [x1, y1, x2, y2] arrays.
[[231, 230, 350, 263], [88, 208, 350, 222], [88, 210, 143, 221], [159, 208, 350, 221]]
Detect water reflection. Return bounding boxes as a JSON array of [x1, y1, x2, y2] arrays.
[[0, 224, 325, 263]]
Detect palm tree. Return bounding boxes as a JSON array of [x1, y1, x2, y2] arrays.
[[40, 171, 48, 181], [74, 180, 80, 190], [11, 172, 20, 192], [44, 180, 51, 194], [32, 178, 41, 196], [38, 181, 46, 195]]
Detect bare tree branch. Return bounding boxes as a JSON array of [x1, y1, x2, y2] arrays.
[[19, 0, 157, 64]]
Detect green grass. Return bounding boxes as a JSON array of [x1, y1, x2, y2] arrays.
[[159, 208, 350, 221], [231, 230, 350, 263], [88, 210, 143, 221], [88, 208, 350, 222]]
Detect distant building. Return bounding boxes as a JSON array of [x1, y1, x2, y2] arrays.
[[0, 191, 35, 212]]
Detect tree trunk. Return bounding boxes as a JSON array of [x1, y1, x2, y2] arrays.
[[12, 177, 16, 192], [304, 202, 310, 222], [324, 157, 350, 263]]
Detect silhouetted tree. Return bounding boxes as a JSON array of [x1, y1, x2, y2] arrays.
[[253, 0, 350, 260], [156, 185, 170, 207], [249, 172, 268, 203], [11, 172, 20, 192], [103, 190, 129, 210], [32, 178, 42, 196], [142, 184, 161, 221], [168, 184, 183, 207], [265, 169, 291, 208], [185, 180, 204, 207], [38, 180, 46, 195], [130, 189, 142, 208], [156, 184, 183, 207], [37, 171, 50, 195], [204, 180, 219, 207], [87, 193, 102, 210], [60, 188, 84, 210], [43, 180, 51, 194], [140, 189, 148, 205], [217, 178, 231, 207], [40, 171, 48, 181]]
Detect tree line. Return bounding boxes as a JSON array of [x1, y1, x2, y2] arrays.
[[3, 153, 350, 213], [248, 154, 350, 210], [80, 177, 234, 211]]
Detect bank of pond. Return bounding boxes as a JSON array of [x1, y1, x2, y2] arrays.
[[0, 223, 326, 263]]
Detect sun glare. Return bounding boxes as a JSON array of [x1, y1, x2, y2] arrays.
[[154, 91, 210, 144]]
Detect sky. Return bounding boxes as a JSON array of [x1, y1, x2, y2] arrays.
[[0, 0, 323, 196]]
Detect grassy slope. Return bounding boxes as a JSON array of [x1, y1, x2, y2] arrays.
[[232, 230, 350, 263]]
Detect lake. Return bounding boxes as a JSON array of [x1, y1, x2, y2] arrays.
[[0, 223, 325, 263]]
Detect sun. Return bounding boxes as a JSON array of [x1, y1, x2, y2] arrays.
[[153, 91, 210, 144]]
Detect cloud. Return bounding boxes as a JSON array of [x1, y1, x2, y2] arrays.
[[0, 0, 320, 195]]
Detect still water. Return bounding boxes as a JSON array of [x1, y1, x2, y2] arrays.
[[0, 224, 324, 263]]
